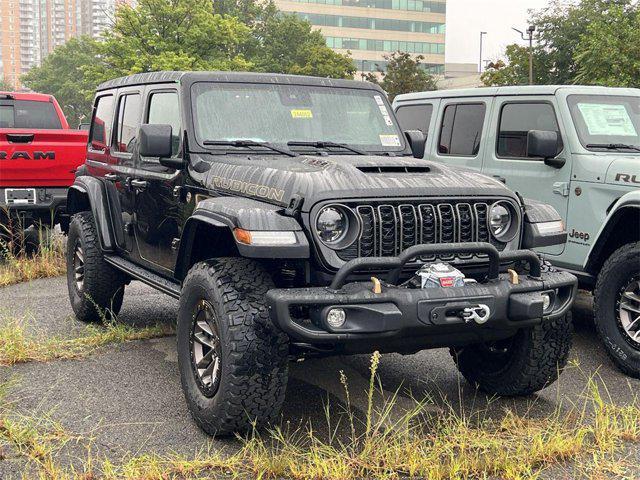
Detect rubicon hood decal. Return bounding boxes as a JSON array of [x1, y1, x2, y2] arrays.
[[188, 153, 514, 211]]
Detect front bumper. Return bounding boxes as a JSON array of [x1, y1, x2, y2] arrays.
[[267, 242, 578, 349]]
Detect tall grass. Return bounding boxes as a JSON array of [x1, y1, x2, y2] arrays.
[[0, 353, 638, 479], [0, 213, 66, 287]]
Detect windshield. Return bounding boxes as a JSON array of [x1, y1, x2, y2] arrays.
[[567, 94, 640, 151], [191, 82, 406, 153]]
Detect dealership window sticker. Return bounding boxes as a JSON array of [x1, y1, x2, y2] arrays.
[[290, 109, 313, 119], [380, 134, 401, 146], [577, 103, 637, 136]]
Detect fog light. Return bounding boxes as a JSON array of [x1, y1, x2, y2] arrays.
[[326, 308, 346, 328], [541, 293, 551, 312]]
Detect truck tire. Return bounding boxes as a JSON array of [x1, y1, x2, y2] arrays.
[[450, 313, 572, 396], [66, 211, 126, 322], [594, 242, 640, 378], [177, 257, 289, 436]]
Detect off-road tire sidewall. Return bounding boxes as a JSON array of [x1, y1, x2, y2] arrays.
[[66, 212, 125, 322], [177, 258, 289, 436], [451, 313, 573, 396], [594, 242, 640, 378]]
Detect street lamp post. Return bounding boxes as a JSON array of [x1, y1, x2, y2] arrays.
[[361, 60, 367, 80], [512, 25, 536, 85], [479, 31, 487, 73]]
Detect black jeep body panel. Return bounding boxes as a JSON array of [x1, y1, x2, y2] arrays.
[[70, 70, 576, 355]]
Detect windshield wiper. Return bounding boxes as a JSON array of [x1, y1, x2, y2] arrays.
[[287, 141, 367, 155], [203, 139, 298, 157], [586, 143, 640, 152]]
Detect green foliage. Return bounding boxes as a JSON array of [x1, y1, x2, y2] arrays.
[[482, 0, 640, 87], [253, 12, 355, 78], [21, 37, 100, 126], [574, 1, 640, 87], [20, 0, 354, 123], [365, 52, 437, 101], [0, 78, 15, 91]]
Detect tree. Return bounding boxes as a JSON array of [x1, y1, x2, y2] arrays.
[[252, 12, 355, 78], [0, 78, 15, 91], [481, 45, 553, 86], [365, 52, 437, 101], [482, 0, 639, 87], [22, 36, 100, 126], [92, 0, 253, 79], [574, 1, 640, 87]]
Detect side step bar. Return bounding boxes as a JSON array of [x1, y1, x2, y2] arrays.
[[104, 255, 181, 299]]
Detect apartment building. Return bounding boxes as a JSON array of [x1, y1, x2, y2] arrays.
[[274, 0, 446, 76], [1, 0, 133, 87]]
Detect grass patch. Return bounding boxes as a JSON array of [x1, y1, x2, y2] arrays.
[[0, 316, 173, 366], [0, 353, 638, 479], [0, 225, 66, 288]]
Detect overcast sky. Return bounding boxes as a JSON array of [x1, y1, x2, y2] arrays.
[[445, 0, 551, 67]]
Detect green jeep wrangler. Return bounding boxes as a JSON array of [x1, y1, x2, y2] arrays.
[[394, 85, 640, 376]]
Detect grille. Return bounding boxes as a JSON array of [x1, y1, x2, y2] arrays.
[[336, 200, 507, 262]]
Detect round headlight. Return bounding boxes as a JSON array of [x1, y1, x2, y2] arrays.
[[316, 206, 348, 244], [489, 202, 512, 238]]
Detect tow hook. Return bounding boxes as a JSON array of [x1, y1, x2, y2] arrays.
[[462, 304, 491, 324], [371, 277, 382, 294]]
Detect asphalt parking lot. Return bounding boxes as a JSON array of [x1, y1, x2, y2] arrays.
[[1, 276, 639, 477]]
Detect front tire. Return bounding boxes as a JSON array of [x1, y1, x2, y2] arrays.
[[66, 212, 126, 322], [594, 242, 640, 378], [451, 314, 573, 396], [177, 258, 289, 436]]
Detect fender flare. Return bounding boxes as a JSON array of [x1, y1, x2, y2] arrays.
[[174, 197, 309, 280], [585, 190, 640, 270], [66, 176, 124, 251]]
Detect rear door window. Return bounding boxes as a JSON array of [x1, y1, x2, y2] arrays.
[[90, 95, 114, 149], [497, 102, 563, 158], [114, 93, 141, 154], [0, 100, 62, 129], [395, 104, 433, 135], [438, 103, 486, 156]]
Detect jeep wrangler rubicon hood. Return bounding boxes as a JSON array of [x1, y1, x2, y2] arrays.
[[188, 153, 516, 211]]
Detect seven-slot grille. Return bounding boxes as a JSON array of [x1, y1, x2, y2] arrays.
[[336, 200, 507, 262]]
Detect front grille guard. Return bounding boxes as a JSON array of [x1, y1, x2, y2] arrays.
[[329, 242, 541, 291]]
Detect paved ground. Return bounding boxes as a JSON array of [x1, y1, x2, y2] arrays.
[[0, 276, 639, 477]]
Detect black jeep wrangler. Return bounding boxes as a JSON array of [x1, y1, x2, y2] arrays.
[[66, 71, 577, 436]]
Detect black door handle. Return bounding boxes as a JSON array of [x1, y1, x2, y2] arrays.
[[492, 175, 506, 184]]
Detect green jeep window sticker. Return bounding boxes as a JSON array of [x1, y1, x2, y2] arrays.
[[577, 103, 637, 136]]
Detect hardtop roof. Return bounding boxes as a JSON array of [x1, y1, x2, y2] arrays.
[[96, 70, 382, 92], [394, 85, 640, 103]]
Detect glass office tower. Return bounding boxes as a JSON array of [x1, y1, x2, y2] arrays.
[[273, 0, 446, 77]]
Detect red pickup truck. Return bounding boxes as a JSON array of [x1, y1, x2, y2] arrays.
[[0, 91, 88, 235]]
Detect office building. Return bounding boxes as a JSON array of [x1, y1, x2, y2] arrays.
[[273, 0, 446, 77]]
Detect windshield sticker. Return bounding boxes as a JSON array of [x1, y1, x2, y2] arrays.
[[383, 116, 393, 126], [290, 109, 313, 119], [374, 95, 385, 106], [380, 134, 401, 147], [378, 105, 389, 116], [577, 103, 637, 136]]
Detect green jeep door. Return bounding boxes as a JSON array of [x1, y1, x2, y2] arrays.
[[481, 96, 571, 256]]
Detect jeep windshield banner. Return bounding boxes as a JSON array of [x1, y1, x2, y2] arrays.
[[190, 82, 405, 153], [568, 94, 640, 151]]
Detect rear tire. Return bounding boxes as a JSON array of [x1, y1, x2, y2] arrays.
[[66, 212, 126, 322], [594, 242, 640, 378], [177, 257, 289, 436], [451, 313, 572, 396]]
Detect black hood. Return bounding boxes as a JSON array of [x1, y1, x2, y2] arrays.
[[188, 153, 516, 212]]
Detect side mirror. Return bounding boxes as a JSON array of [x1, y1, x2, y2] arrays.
[[78, 123, 90, 131], [526, 130, 556, 156], [139, 124, 183, 168], [404, 130, 427, 158]]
